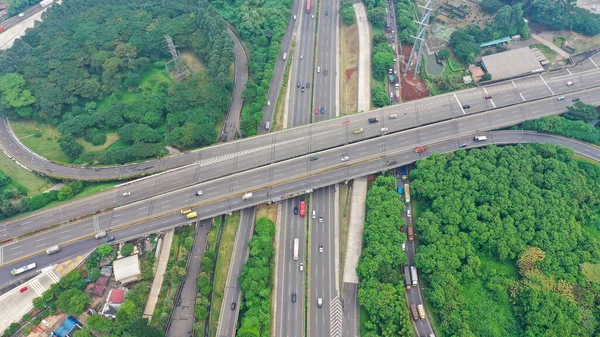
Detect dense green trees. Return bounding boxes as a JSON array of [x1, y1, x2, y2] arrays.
[[236, 217, 275, 337], [341, 0, 356, 25], [358, 175, 412, 336], [395, 0, 418, 44], [210, 0, 291, 136], [411, 144, 600, 336], [0, 0, 234, 163]]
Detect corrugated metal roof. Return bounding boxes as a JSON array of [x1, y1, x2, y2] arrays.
[[480, 36, 511, 48], [481, 48, 544, 81]]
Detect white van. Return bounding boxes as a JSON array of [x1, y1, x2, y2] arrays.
[[196, 190, 203, 196], [407, 209, 411, 217], [474, 136, 487, 141], [265, 121, 271, 130], [95, 231, 107, 239], [283, 53, 287, 60], [317, 298, 323, 307], [312, 210, 316, 219]]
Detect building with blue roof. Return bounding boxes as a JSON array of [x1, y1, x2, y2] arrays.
[[480, 37, 511, 48], [50, 316, 82, 337]]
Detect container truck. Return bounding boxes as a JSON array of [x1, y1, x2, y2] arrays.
[[404, 184, 410, 203], [410, 304, 419, 321], [417, 304, 426, 320], [401, 166, 407, 180], [11, 263, 36, 276], [403, 266, 412, 291], [293, 238, 299, 260], [306, 0, 311, 13], [410, 266, 418, 286], [242, 192, 253, 200], [407, 225, 414, 242]]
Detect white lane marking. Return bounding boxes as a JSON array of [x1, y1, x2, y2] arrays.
[[567, 68, 572, 74], [519, 93, 526, 101], [453, 93, 465, 114], [591, 58, 599, 69], [539, 75, 554, 95], [489, 99, 496, 108], [511, 80, 517, 88]]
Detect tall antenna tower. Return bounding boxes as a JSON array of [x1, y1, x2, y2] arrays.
[[405, 0, 434, 79], [164, 35, 190, 82]]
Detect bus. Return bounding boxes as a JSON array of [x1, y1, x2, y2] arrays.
[[299, 201, 306, 218], [404, 184, 410, 203], [293, 239, 299, 260], [11, 263, 36, 276]]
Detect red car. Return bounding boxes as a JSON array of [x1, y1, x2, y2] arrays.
[[485, 95, 492, 99], [415, 146, 428, 153], [314, 108, 319, 115], [20, 286, 28, 293]]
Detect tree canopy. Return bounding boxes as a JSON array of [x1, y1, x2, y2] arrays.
[[410, 144, 600, 336]]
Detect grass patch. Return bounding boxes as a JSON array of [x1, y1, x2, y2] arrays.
[[256, 203, 278, 223], [359, 305, 369, 336], [460, 278, 520, 337], [530, 44, 558, 64], [0, 153, 51, 195], [340, 21, 359, 116], [479, 254, 518, 278], [338, 182, 351, 284], [209, 212, 240, 337], [11, 119, 71, 163], [79, 133, 120, 153]]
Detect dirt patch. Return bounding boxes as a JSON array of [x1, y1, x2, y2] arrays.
[[165, 145, 181, 155], [180, 48, 206, 73], [257, 203, 278, 223], [340, 22, 359, 115], [400, 44, 429, 101]]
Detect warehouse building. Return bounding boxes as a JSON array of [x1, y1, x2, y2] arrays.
[[481, 47, 545, 81]]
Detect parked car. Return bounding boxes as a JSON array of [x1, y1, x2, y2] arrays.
[[20, 286, 28, 293], [572, 97, 580, 102]]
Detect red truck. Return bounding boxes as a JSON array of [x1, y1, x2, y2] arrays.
[[415, 146, 427, 153], [306, 0, 311, 13]]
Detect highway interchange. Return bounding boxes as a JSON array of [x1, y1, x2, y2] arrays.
[[1, 6, 600, 336]]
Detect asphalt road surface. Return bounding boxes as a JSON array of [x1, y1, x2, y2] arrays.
[[167, 220, 211, 337], [2, 86, 600, 266], [3, 129, 600, 285], [2, 59, 599, 180], [215, 208, 255, 337], [219, 27, 248, 141]]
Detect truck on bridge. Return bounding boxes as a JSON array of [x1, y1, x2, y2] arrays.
[[306, 0, 311, 13]]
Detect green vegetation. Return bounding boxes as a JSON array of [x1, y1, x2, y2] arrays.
[[517, 101, 600, 145], [450, 4, 528, 64], [371, 34, 395, 108], [209, 213, 240, 337], [236, 217, 275, 337], [411, 144, 600, 336], [394, 0, 418, 44], [152, 225, 195, 329], [210, 0, 292, 136], [358, 175, 412, 336], [0, 0, 233, 164], [194, 218, 219, 336], [341, 0, 356, 26], [0, 152, 50, 194]]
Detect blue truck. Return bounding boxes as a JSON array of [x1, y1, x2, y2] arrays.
[[401, 166, 407, 180], [397, 186, 403, 195]]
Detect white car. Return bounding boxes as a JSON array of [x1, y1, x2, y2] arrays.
[[196, 190, 203, 196], [319, 245, 323, 253], [319, 216, 323, 223], [299, 262, 304, 271], [18, 13, 24, 17], [317, 66, 321, 73], [381, 127, 389, 133], [389, 114, 397, 119], [122, 192, 131, 196], [293, 15, 297, 20], [341, 156, 349, 162], [567, 81, 574, 86]]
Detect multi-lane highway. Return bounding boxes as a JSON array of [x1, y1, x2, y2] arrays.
[[2, 58, 599, 180], [2, 85, 600, 268], [4, 127, 600, 285], [216, 208, 255, 337]]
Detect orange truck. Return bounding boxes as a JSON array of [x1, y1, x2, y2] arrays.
[[415, 146, 427, 153]]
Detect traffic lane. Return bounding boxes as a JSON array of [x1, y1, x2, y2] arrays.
[[6, 128, 600, 278], [309, 188, 330, 337]]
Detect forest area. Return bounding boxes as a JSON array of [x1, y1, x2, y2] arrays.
[[358, 175, 413, 336], [208, 0, 292, 136], [410, 144, 600, 336], [0, 0, 234, 165]]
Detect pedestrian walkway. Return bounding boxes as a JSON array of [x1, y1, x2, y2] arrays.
[[343, 177, 367, 283], [143, 229, 174, 319]]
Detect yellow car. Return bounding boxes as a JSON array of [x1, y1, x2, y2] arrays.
[[354, 128, 364, 134]]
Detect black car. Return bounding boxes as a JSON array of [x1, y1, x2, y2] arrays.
[[231, 302, 236, 310], [105, 236, 115, 242], [294, 207, 298, 215], [324, 69, 328, 76], [292, 293, 297, 302], [462, 104, 471, 109], [325, 10, 328, 15], [572, 97, 580, 102], [297, 82, 300, 88], [306, 82, 310, 89]]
